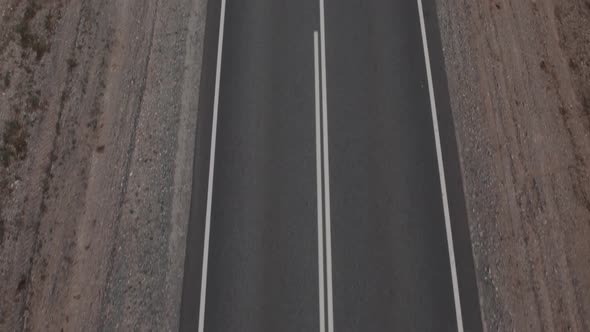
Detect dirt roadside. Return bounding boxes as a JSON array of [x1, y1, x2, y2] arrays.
[[435, 0, 590, 330], [0, 0, 207, 330]]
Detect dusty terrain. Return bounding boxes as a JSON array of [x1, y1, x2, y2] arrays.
[[436, 0, 590, 330], [1, 0, 590, 331], [0, 0, 207, 330]]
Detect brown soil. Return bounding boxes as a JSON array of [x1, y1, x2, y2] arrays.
[[0, 0, 207, 330], [436, 0, 590, 330]]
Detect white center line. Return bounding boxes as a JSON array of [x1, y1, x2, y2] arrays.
[[198, 0, 227, 331], [314, 31, 326, 332], [318, 1, 334, 331], [416, 1, 464, 331]]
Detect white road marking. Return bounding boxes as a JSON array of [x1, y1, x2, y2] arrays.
[[194, 1, 464, 331], [314, 31, 326, 332], [416, 1, 464, 331], [318, 1, 334, 331], [198, 0, 227, 331]]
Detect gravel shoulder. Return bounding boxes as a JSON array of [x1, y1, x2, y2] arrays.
[[435, 0, 590, 330], [0, 0, 207, 330]]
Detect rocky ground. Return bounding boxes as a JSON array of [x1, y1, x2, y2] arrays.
[[436, 0, 590, 330], [1, 0, 590, 331], [0, 0, 207, 330]]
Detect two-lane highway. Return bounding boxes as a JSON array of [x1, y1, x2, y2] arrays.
[[180, 0, 483, 331]]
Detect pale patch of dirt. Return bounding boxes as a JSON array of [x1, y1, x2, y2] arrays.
[[436, 0, 590, 330]]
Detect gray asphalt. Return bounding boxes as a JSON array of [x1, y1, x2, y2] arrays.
[[180, 0, 483, 331]]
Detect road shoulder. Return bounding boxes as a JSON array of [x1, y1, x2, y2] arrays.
[[435, 0, 590, 330]]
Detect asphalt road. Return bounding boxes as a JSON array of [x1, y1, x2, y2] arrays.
[[180, 0, 483, 331]]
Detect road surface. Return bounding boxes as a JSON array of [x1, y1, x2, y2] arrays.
[[180, 0, 482, 331]]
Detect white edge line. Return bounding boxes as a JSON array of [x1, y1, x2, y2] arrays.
[[318, 1, 334, 331], [314, 31, 326, 332], [198, 0, 227, 331], [416, 1, 464, 331]]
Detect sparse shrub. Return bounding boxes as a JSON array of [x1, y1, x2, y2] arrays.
[[0, 217, 5, 246], [44, 12, 54, 32], [67, 58, 78, 71], [28, 92, 41, 110], [15, 1, 49, 61], [0, 146, 9, 167], [3, 72, 10, 88], [1, 120, 28, 167], [31, 39, 49, 60], [23, 1, 40, 22]]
